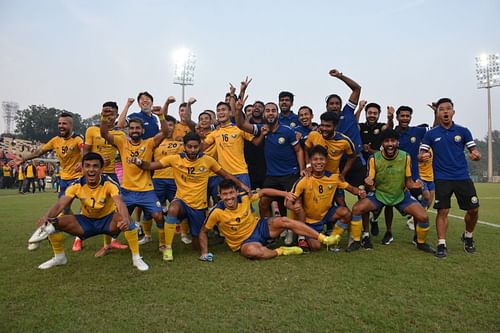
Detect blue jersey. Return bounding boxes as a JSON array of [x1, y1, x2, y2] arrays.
[[337, 102, 362, 154], [294, 125, 313, 148], [127, 111, 159, 139], [279, 112, 299, 129], [253, 124, 299, 176], [396, 126, 426, 180], [421, 123, 476, 180]]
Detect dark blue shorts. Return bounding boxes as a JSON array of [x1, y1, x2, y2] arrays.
[[77, 213, 115, 240], [153, 178, 177, 204], [242, 218, 270, 246], [305, 206, 338, 233], [59, 178, 78, 198], [209, 173, 251, 199], [174, 199, 207, 237], [422, 180, 435, 192], [122, 189, 162, 216], [367, 191, 418, 215]]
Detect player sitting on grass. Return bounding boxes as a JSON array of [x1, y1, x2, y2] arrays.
[[287, 145, 366, 253], [198, 179, 340, 261], [349, 129, 434, 254], [29, 152, 148, 271]]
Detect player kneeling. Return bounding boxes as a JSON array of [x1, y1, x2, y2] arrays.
[[31, 152, 148, 271], [198, 180, 340, 261]]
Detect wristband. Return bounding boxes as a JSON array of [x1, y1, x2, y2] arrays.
[[158, 114, 165, 121], [306, 163, 311, 169]]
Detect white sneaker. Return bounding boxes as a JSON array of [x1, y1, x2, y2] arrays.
[[406, 217, 415, 231], [138, 235, 152, 245], [29, 223, 56, 243], [181, 233, 192, 245], [284, 230, 294, 246], [38, 255, 67, 269], [28, 242, 40, 251], [132, 257, 149, 271]]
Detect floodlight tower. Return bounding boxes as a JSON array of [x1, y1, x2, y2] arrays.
[[476, 53, 500, 182], [2, 101, 18, 134], [173, 48, 196, 103]]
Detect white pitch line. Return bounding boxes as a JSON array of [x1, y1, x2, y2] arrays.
[[428, 210, 500, 228]]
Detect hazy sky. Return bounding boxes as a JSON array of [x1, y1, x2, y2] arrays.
[[1, 0, 499, 140]]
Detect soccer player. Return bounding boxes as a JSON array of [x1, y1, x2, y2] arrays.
[[350, 129, 434, 254], [287, 145, 366, 252], [202, 101, 256, 189], [419, 98, 481, 259], [278, 91, 299, 128], [31, 152, 148, 271], [20, 113, 83, 250], [244, 101, 266, 190], [117, 92, 159, 139], [100, 100, 171, 252], [84, 101, 129, 256], [295, 105, 316, 147], [173, 99, 197, 141], [198, 179, 340, 261], [130, 132, 250, 262], [356, 101, 395, 236]]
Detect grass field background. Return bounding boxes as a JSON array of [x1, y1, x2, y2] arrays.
[[1, 184, 499, 332]]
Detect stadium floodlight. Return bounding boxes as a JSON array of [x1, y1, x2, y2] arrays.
[[173, 48, 196, 103], [475, 53, 500, 182]]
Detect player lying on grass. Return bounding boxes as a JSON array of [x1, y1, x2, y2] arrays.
[[29, 152, 149, 271], [286, 145, 366, 253], [350, 129, 435, 254], [197, 179, 340, 261]]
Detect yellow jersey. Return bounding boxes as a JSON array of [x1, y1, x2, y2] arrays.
[[42, 134, 83, 180], [204, 192, 260, 251], [85, 126, 125, 174], [113, 136, 155, 191], [292, 172, 349, 223], [202, 130, 217, 177], [25, 164, 35, 178], [18, 165, 25, 180], [65, 175, 119, 218], [152, 139, 184, 179], [173, 123, 192, 141], [3, 165, 11, 177], [305, 131, 355, 174], [158, 153, 222, 209], [204, 124, 253, 175], [419, 148, 433, 182]]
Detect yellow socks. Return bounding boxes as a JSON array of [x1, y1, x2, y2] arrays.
[[48, 232, 65, 255], [350, 216, 362, 242], [103, 234, 112, 247], [124, 229, 139, 255], [142, 219, 153, 237], [416, 221, 430, 244]]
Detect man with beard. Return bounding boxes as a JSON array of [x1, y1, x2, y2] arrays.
[[295, 106, 316, 147], [198, 179, 340, 261], [420, 98, 481, 259], [244, 101, 266, 190], [130, 132, 250, 262], [21, 113, 83, 251], [100, 101, 171, 253], [30, 152, 149, 271], [350, 129, 434, 254], [356, 102, 394, 238], [235, 96, 305, 220], [278, 91, 299, 128]]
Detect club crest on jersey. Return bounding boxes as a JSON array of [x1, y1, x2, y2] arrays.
[[328, 185, 333, 190], [99, 199, 106, 205], [199, 167, 206, 172], [454, 135, 462, 142], [231, 133, 237, 138], [139, 147, 146, 153], [278, 137, 285, 144], [410, 136, 416, 143], [374, 129, 380, 135], [290, 122, 296, 128], [471, 196, 478, 204], [156, 201, 161, 207]]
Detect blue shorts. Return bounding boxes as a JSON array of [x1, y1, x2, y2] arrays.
[[153, 178, 177, 204], [59, 178, 78, 198], [207, 175, 219, 202], [334, 189, 345, 198], [209, 174, 251, 199], [306, 206, 338, 234], [77, 213, 115, 240], [422, 180, 435, 192], [367, 191, 418, 215], [242, 218, 270, 246], [174, 199, 207, 237], [122, 189, 162, 216]]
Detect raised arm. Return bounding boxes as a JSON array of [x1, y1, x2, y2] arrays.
[[185, 98, 197, 131], [116, 98, 135, 130], [382, 106, 395, 130], [329, 68, 362, 105], [234, 94, 254, 134], [294, 143, 306, 176], [151, 106, 167, 147], [215, 168, 250, 194], [354, 100, 367, 122], [100, 108, 116, 145]]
